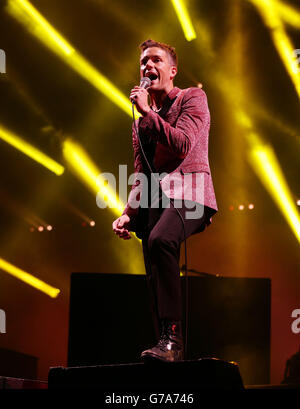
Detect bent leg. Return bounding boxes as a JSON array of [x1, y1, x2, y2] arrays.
[[147, 201, 207, 321]]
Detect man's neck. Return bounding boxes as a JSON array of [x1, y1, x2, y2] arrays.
[[149, 84, 174, 111]]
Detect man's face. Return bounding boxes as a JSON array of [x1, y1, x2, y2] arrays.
[[140, 47, 177, 92]]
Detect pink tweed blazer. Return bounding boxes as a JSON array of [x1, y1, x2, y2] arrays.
[[123, 86, 218, 225]]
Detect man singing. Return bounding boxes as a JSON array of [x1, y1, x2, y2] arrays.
[[112, 39, 218, 362]]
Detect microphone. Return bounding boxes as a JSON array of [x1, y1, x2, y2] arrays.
[[131, 77, 152, 104], [139, 76, 152, 89]]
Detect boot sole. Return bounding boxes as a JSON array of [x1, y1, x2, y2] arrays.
[[141, 352, 182, 363]]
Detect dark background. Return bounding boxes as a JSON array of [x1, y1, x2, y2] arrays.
[[0, 0, 299, 384]]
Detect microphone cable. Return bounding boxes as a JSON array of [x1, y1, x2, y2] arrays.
[[131, 102, 189, 358]]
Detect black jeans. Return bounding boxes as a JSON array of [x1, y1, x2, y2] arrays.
[[140, 195, 212, 336]]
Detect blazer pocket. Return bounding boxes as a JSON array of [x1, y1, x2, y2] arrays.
[[180, 164, 210, 174]]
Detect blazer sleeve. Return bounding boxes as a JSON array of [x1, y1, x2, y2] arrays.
[[138, 88, 210, 159]]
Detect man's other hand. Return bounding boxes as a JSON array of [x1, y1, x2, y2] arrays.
[[112, 214, 132, 240]]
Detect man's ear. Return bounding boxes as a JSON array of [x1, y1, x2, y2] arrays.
[[170, 66, 177, 81]]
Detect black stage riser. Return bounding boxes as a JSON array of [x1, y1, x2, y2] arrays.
[[0, 376, 47, 389], [48, 359, 244, 390], [0, 348, 38, 380], [67, 273, 270, 385]]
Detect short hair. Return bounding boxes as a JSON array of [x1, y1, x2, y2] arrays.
[[139, 39, 178, 67]]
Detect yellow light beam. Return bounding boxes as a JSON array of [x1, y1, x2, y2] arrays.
[[7, 0, 74, 55], [274, 0, 300, 28], [0, 125, 64, 175], [62, 139, 124, 216], [63, 139, 141, 242], [234, 107, 300, 243], [247, 139, 300, 243], [0, 258, 60, 298], [6, 0, 136, 118], [193, 12, 300, 242], [171, 0, 197, 41], [249, 0, 300, 98]]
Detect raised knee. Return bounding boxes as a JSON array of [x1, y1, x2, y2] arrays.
[[148, 234, 174, 253]]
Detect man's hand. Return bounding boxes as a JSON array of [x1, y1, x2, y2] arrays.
[[112, 214, 132, 240], [130, 86, 151, 116]]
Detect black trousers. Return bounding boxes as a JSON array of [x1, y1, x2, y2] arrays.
[[140, 195, 212, 336]]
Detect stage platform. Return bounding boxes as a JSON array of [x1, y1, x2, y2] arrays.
[[48, 358, 244, 390], [0, 371, 299, 391], [0, 376, 48, 389]]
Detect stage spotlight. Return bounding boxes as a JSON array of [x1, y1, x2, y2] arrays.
[[238, 205, 245, 211], [248, 203, 255, 210], [6, 0, 135, 117], [171, 0, 196, 41], [297, 199, 300, 206], [46, 225, 53, 231], [0, 125, 64, 175], [38, 226, 44, 232], [0, 258, 60, 298], [62, 199, 95, 227], [90, 221, 95, 227]]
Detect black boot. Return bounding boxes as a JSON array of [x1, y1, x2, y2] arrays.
[[141, 320, 184, 362]]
